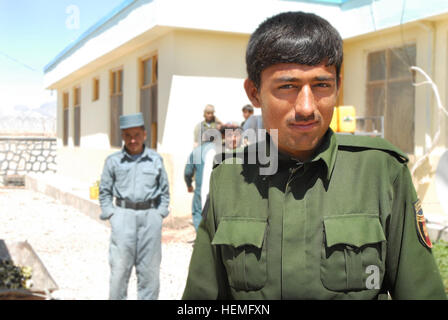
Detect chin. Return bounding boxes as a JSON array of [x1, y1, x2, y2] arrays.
[[283, 139, 316, 154]]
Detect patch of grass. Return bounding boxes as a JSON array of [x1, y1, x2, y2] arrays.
[[432, 240, 448, 295]]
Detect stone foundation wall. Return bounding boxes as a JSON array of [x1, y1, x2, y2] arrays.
[[0, 137, 57, 176]]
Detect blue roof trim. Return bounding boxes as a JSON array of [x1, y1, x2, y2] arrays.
[[283, 0, 349, 4], [308, 0, 349, 3], [43, 0, 137, 73]]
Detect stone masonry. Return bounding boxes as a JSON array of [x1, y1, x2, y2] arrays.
[[0, 137, 57, 177]]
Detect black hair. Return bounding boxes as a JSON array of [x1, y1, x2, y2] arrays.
[[242, 104, 254, 112], [220, 124, 242, 135], [246, 11, 343, 89]]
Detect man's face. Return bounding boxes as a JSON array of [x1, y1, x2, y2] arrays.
[[204, 111, 214, 123], [223, 128, 242, 150], [244, 62, 339, 161], [122, 126, 147, 155], [243, 110, 253, 120]]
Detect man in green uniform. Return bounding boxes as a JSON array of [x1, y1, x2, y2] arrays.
[[182, 11, 446, 299], [99, 113, 170, 300]]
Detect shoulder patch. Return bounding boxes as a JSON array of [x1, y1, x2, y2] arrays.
[[336, 134, 408, 163], [414, 199, 433, 249]]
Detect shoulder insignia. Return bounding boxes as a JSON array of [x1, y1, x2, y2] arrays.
[[336, 134, 408, 163], [414, 199, 433, 249]]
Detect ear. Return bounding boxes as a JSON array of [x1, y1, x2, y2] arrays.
[[244, 79, 261, 108]]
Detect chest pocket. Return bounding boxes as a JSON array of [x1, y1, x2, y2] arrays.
[[115, 168, 130, 188], [321, 214, 386, 292], [141, 167, 158, 189], [212, 217, 268, 291]]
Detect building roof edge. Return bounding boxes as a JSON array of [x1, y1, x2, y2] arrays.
[[43, 0, 138, 73]]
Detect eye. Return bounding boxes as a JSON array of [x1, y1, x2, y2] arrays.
[[279, 84, 296, 89], [315, 83, 331, 88]]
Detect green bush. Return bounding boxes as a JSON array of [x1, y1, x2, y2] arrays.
[[432, 240, 448, 295]]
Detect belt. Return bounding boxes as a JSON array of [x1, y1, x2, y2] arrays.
[[115, 198, 158, 210]]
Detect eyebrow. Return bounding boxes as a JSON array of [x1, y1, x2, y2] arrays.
[[274, 75, 336, 82]]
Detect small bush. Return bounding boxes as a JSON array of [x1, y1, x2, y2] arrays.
[[432, 240, 448, 295]]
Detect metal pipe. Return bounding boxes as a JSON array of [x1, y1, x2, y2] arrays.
[[415, 21, 435, 154]]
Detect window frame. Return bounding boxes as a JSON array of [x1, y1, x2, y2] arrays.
[[140, 54, 158, 89], [92, 77, 100, 102], [365, 43, 416, 153]]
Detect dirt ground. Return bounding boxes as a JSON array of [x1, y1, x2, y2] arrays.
[[0, 186, 196, 300], [161, 215, 197, 243]]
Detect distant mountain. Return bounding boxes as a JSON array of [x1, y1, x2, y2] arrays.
[[36, 101, 56, 118], [14, 105, 30, 113], [0, 101, 56, 134], [4, 101, 56, 119]]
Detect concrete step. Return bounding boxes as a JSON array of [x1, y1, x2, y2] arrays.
[[24, 173, 106, 227]]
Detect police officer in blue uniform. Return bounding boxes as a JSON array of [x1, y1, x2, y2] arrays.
[[99, 113, 170, 300]]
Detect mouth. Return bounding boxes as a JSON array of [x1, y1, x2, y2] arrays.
[[287, 120, 319, 132], [128, 143, 139, 149]]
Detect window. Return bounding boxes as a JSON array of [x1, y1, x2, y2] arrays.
[[92, 78, 100, 101], [366, 44, 416, 153], [73, 86, 81, 147], [73, 86, 81, 106], [111, 69, 123, 95], [110, 68, 123, 148], [141, 55, 158, 88], [63, 92, 69, 146], [140, 55, 158, 149]]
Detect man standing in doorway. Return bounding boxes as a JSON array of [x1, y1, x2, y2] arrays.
[[99, 112, 170, 300], [193, 104, 221, 147], [184, 140, 216, 231]]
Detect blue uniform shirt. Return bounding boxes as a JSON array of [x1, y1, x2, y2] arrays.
[[99, 145, 170, 220]]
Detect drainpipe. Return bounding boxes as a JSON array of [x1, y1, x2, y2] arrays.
[[416, 21, 435, 154], [370, 0, 377, 31]]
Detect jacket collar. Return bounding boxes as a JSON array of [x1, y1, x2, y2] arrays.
[[309, 128, 338, 181], [121, 144, 153, 162], [264, 128, 338, 181]]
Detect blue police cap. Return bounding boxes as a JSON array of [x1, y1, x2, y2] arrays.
[[119, 113, 145, 129]]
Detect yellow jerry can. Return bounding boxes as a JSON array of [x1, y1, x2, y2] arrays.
[[337, 106, 356, 133], [330, 107, 339, 132], [89, 182, 99, 200]]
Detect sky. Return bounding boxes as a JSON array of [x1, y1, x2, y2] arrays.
[[0, 0, 125, 114]]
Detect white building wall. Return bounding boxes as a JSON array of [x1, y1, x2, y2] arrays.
[[343, 24, 440, 157], [53, 29, 253, 217], [343, 18, 448, 216], [46, 1, 448, 217]]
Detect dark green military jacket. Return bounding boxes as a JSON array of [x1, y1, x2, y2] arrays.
[[182, 130, 446, 299]]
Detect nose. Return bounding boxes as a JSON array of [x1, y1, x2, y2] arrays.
[[294, 85, 316, 119]]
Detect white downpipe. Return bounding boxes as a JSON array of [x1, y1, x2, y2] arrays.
[[416, 21, 435, 154], [410, 66, 448, 180]]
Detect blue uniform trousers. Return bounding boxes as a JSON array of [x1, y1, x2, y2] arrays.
[[108, 207, 163, 300], [192, 189, 203, 230]]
